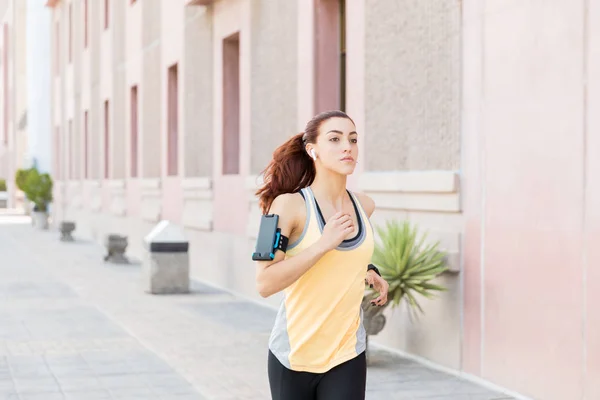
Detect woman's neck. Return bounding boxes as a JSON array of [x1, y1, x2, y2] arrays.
[[310, 170, 348, 212]]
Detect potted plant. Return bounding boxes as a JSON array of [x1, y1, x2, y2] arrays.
[[0, 178, 6, 208], [23, 168, 53, 229], [362, 219, 449, 361]]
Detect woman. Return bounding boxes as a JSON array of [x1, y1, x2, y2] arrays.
[[255, 110, 389, 400]]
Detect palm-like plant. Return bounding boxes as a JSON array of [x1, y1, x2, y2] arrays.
[[368, 219, 449, 318]]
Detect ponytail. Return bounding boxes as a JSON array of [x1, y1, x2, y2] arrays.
[[256, 133, 315, 214], [256, 110, 354, 214]]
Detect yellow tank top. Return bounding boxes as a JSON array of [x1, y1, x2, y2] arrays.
[[268, 186, 375, 373]]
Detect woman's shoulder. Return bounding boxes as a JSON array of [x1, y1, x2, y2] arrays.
[[267, 192, 307, 234], [351, 191, 376, 217], [268, 192, 307, 220], [270, 192, 306, 211]]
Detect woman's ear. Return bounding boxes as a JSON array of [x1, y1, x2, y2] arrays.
[[306, 146, 317, 160]]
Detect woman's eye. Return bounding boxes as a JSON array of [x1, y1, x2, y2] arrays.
[[330, 137, 339, 142], [351, 139, 358, 143]]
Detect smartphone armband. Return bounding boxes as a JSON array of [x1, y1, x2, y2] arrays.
[[251, 214, 289, 261]]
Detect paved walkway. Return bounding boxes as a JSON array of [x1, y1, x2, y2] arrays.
[[0, 213, 515, 400]]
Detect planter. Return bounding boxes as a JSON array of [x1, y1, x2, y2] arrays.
[[0, 191, 7, 209], [59, 221, 76, 241], [32, 211, 49, 230], [104, 234, 129, 264]]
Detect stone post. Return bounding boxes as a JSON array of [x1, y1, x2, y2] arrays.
[[142, 220, 189, 294], [59, 221, 76, 241]]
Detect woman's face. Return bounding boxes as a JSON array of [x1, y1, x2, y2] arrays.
[[310, 117, 358, 176]]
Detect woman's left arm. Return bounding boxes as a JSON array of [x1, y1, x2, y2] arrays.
[[355, 192, 389, 307]]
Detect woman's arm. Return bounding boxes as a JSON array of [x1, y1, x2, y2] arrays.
[[355, 192, 389, 306], [255, 193, 325, 297], [255, 192, 356, 298]]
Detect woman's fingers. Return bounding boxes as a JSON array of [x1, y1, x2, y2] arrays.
[[371, 293, 388, 306]]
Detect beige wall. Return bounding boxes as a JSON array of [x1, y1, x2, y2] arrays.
[[183, 6, 213, 178], [88, 0, 101, 181], [141, 0, 161, 178], [112, 0, 126, 180], [249, 0, 298, 174], [364, 0, 461, 171]]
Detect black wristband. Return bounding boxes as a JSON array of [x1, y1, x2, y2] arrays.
[[367, 264, 381, 277], [274, 229, 289, 252]]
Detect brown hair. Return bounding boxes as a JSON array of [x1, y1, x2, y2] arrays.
[[256, 110, 354, 214]]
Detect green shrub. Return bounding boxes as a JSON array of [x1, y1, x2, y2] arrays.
[[0, 178, 6, 192], [23, 168, 53, 212], [15, 168, 32, 192]]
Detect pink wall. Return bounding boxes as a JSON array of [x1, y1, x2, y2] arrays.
[[584, 2, 600, 398], [462, 2, 594, 399]]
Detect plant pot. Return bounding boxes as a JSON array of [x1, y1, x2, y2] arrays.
[[60, 221, 76, 241], [104, 234, 129, 264], [32, 211, 49, 230]]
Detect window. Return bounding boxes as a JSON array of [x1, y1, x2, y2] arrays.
[[222, 33, 240, 175], [84, 0, 88, 48], [55, 127, 61, 179], [104, 0, 109, 30], [130, 86, 138, 177], [3, 24, 8, 145], [69, 4, 72, 63], [55, 22, 59, 75], [314, 0, 345, 113], [167, 65, 178, 176], [339, 0, 346, 111], [104, 100, 110, 179], [68, 119, 73, 178], [84, 111, 88, 179]]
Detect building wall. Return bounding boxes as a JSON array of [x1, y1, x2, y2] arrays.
[[462, 1, 598, 400], [0, 0, 30, 208], [364, 0, 461, 172], [48, 1, 599, 399], [249, 0, 297, 174], [183, 6, 213, 178]]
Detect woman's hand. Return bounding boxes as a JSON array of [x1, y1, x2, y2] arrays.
[[365, 269, 389, 307], [318, 212, 354, 252]]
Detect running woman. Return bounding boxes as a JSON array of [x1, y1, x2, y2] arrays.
[[255, 110, 389, 400]]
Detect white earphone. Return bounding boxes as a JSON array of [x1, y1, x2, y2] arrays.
[[310, 149, 317, 160]]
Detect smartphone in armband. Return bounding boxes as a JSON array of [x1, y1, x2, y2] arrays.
[[252, 214, 281, 261]]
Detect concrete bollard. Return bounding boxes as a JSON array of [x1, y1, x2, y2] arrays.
[[59, 221, 76, 241], [142, 220, 189, 294]]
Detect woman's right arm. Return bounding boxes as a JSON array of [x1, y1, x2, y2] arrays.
[[255, 193, 354, 298]]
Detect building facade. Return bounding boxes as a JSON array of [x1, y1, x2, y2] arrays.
[[46, 1, 600, 399], [0, 0, 52, 207], [0, 0, 28, 207]]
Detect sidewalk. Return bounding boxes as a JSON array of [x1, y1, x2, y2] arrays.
[[0, 214, 515, 400]]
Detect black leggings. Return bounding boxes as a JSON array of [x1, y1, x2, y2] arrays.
[[268, 351, 366, 400]]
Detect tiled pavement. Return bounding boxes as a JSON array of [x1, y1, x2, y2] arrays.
[[0, 212, 517, 400]]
